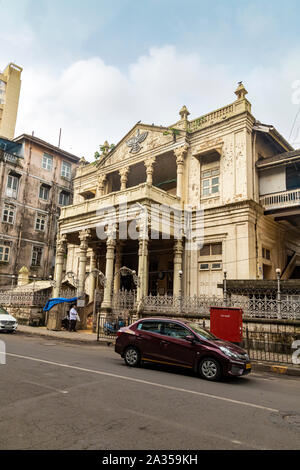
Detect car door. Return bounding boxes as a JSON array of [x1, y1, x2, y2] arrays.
[[135, 320, 164, 362], [158, 321, 199, 368]]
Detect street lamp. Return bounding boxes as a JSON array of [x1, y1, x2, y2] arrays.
[[178, 269, 183, 314], [223, 269, 227, 306], [276, 268, 281, 319]]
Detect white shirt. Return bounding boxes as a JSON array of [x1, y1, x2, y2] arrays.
[[69, 308, 79, 321]]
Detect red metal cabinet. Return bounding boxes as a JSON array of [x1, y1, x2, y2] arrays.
[[210, 307, 243, 343]]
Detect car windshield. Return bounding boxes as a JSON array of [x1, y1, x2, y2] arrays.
[[187, 322, 217, 340], [0, 307, 8, 315]]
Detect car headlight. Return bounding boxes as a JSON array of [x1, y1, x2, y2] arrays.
[[220, 346, 241, 360]]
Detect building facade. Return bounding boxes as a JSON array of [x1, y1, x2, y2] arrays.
[[0, 63, 22, 140], [0, 134, 80, 286], [55, 83, 300, 320]]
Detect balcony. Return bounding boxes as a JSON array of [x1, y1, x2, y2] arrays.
[[0, 149, 22, 166], [260, 189, 300, 211], [60, 183, 181, 224]]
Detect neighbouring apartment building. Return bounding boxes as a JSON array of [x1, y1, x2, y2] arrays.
[[54, 83, 300, 319], [0, 134, 80, 286], [0, 63, 22, 140]]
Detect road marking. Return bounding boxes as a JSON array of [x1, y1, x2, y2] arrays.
[[6, 352, 279, 413], [23, 380, 69, 395]]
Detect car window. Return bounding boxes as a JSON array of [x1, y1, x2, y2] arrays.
[[162, 322, 191, 340], [137, 321, 163, 335], [187, 322, 217, 340], [0, 307, 8, 315]]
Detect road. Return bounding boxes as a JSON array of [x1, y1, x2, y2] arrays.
[[0, 333, 299, 450]]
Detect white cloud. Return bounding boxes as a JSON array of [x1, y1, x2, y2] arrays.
[[15, 45, 300, 160]]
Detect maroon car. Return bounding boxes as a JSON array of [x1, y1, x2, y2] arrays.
[[115, 317, 251, 381]]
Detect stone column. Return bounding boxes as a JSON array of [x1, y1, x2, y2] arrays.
[[137, 233, 149, 303], [174, 145, 188, 199], [101, 233, 116, 309], [77, 229, 91, 297], [113, 242, 123, 293], [53, 233, 67, 297], [88, 250, 97, 303], [144, 157, 156, 185], [173, 238, 183, 297], [96, 174, 107, 197], [119, 166, 129, 191]]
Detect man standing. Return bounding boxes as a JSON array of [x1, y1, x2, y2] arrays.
[[69, 304, 80, 332]]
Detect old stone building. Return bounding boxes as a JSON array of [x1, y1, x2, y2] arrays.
[[55, 83, 300, 322], [0, 133, 80, 286], [0, 63, 22, 140]]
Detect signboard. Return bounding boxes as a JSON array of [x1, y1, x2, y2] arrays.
[[77, 299, 85, 307]]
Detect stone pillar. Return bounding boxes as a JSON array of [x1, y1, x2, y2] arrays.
[[144, 157, 156, 185], [101, 235, 116, 309], [96, 174, 107, 197], [77, 229, 91, 297], [88, 250, 97, 303], [113, 242, 122, 293], [174, 145, 188, 199], [173, 238, 183, 297], [137, 235, 149, 303], [53, 233, 67, 297], [119, 166, 129, 191]]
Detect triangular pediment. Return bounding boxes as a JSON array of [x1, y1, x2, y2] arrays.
[[98, 123, 177, 168]]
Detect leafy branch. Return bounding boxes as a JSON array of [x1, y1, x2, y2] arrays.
[[93, 143, 115, 165], [163, 127, 180, 142]]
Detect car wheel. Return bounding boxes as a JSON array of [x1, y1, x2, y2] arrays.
[[199, 357, 222, 381], [124, 346, 141, 367]]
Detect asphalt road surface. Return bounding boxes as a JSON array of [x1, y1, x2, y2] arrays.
[[0, 333, 299, 450]]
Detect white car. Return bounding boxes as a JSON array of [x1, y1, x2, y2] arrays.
[[0, 307, 18, 333]]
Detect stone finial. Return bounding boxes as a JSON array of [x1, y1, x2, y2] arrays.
[[18, 266, 29, 286], [179, 105, 190, 121], [102, 141, 110, 154], [79, 157, 87, 166], [234, 81, 248, 100]]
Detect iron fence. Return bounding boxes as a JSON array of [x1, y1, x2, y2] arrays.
[[243, 323, 300, 365], [141, 294, 300, 320], [97, 313, 132, 341]]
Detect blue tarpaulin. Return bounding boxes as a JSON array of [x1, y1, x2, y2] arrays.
[[43, 297, 78, 312]]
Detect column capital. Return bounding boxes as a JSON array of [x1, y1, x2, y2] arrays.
[[79, 229, 91, 250], [144, 156, 156, 169], [56, 233, 67, 255], [105, 223, 117, 242], [145, 157, 156, 185], [174, 144, 189, 165], [97, 173, 107, 196], [119, 166, 129, 178], [119, 166, 129, 190], [174, 238, 183, 254]]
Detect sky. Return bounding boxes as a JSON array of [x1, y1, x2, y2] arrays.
[[1, 0, 300, 159]]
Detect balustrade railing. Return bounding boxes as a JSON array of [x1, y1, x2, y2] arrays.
[[0, 290, 49, 306], [260, 189, 300, 211]]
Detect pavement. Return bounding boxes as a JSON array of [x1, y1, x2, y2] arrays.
[[15, 324, 300, 378], [2, 333, 300, 450]]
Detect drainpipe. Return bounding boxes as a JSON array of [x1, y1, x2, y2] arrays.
[[14, 140, 31, 273]]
